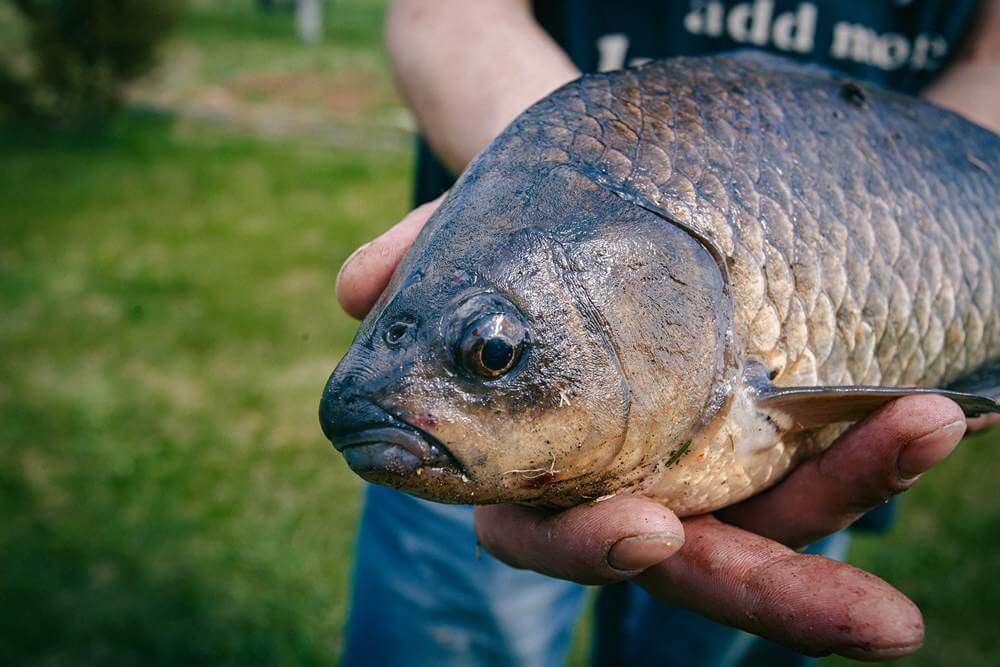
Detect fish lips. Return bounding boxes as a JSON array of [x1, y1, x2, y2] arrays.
[[327, 424, 467, 487]]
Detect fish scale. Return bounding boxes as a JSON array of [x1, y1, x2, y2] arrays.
[[497, 54, 998, 396]]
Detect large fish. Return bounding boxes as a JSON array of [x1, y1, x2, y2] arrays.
[[319, 53, 999, 516]]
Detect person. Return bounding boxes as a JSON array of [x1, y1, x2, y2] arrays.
[[335, 1, 1000, 665]]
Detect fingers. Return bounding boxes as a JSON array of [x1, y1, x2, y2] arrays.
[[968, 412, 999, 433], [642, 516, 924, 661], [474, 496, 684, 585], [335, 194, 445, 319], [718, 394, 965, 548], [478, 502, 926, 659]]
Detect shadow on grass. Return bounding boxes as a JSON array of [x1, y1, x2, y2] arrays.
[[1, 499, 330, 665], [0, 109, 175, 153], [0, 383, 340, 666]]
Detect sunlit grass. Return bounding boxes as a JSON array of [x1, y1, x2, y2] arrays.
[[136, 0, 404, 129]]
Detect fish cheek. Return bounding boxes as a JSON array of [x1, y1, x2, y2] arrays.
[[482, 247, 633, 499], [560, 205, 731, 478]]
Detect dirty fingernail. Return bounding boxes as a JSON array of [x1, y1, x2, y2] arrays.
[[897, 420, 965, 480], [608, 532, 684, 572]]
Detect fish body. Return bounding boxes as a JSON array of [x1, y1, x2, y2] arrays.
[[320, 53, 999, 515]]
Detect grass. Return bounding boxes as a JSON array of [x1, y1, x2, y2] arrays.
[[133, 0, 406, 135], [825, 428, 1000, 666], [0, 112, 410, 664], [1, 2, 998, 665]]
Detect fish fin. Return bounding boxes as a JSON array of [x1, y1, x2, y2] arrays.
[[943, 364, 1000, 401], [753, 384, 1000, 430]]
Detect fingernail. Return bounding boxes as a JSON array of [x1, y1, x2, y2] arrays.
[[607, 532, 684, 572], [840, 642, 922, 662], [897, 420, 965, 480], [336, 241, 372, 285]]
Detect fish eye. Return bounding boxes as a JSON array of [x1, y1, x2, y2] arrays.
[[457, 313, 527, 379]]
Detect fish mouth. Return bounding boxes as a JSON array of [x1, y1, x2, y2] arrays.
[[328, 425, 462, 477]]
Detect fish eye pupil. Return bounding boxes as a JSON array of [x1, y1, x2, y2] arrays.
[[481, 337, 514, 372], [455, 309, 528, 379]]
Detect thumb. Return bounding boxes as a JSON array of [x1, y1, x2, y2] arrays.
[[335, 193, 444, 319], [474, 496, 685, 585]]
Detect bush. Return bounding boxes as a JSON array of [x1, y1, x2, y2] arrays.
[[0, 0, 183, 126]]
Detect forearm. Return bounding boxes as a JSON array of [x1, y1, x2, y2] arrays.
[[386, 0, 580, 174], [922, 0, 1000, 133]]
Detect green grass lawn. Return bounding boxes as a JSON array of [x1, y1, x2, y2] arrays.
[[1, 2, 998, 665], [0, 113, 410, 664]]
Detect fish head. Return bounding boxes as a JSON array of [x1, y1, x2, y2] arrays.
[[320, 162, 729, 506]]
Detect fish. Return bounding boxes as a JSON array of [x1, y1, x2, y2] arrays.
[[319, 53, 1000, 516]]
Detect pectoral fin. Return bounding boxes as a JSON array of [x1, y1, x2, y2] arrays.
[[753, 384, 999, 431]]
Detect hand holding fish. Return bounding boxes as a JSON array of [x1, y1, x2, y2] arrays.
[[334, 195, 988, 660], [475, 395, 965, 661]]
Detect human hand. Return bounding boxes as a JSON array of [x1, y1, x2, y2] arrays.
[[968, 412, 1000, 433], [336, 194, 446, 320], [334, 196, 981, 660], [474, 396, 966, 660]]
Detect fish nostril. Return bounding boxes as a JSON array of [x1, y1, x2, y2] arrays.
[[387, 323, 408, 343], [383, 317, 418, 347]]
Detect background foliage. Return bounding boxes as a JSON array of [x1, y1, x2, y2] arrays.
[[0, 0, 182, 124], [0, 1, 997, 664]]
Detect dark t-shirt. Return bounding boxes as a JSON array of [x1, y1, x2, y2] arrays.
[[414, 0, 982, 204]]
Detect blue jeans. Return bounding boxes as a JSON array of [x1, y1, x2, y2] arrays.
[[343, 485, 851, 667]]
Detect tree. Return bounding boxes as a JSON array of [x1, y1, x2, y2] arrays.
[[0, 0, 182, 126]]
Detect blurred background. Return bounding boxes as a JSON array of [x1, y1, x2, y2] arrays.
[[0, 1, 997, 664]]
